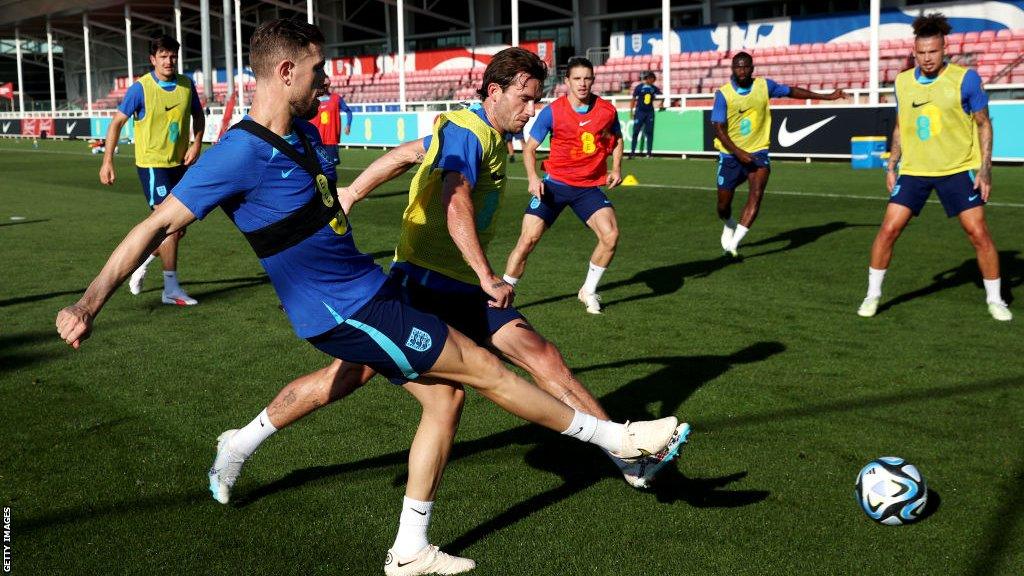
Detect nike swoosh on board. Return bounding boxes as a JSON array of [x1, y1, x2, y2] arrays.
[[777, 115, 837, 148]]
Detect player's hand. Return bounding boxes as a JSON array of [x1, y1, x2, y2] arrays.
[[527, 176, 544, 200], [56, 303, 94, 350], [99, 162, 116, 186], [183, 143, 201, 166], [482, 275, 515, 308], [975, 169, 992, 202], [885, 169, 897, 194], [736, 150, 754, 165], [338, 186, 358, 214], [344, 126, 351, 136], [828, 89, 848, 100], [606, 170, 623, 189]]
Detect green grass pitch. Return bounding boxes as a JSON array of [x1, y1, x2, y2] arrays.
[[1, 137, 1022, 575]]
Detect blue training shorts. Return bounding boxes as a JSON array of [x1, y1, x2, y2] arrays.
[[716, 150, 770, 191], [524, 178, 613, 227], [307, 277, 449, 385], [137, 165, 188, 208], [889, 171, 982, 217], [391, 262, 525, 346]]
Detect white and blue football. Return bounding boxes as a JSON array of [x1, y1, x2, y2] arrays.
[[855, 457, 928, 526]]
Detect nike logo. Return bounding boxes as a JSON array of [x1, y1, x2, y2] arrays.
[[574, 426, 584, 436], [281, 167, 297, 178], [165, 103, 180, 111], [410, 508, 427, 515], [777, 115, 836, 148], [1, 122, 9, 132], [65, 121, 77, 134], [968, 194, 979, 201], [911, 100, 930, 108], [579, 119, 592, 126], [259, 417, 265, 427], [396, 561, 416, 568], [737, 108, 750, 115]]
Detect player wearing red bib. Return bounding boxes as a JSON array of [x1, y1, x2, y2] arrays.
[[503, 57, 623, 314]]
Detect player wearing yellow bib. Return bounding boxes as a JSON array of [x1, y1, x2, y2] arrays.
[[711, 52, 844, 256], [858, 13, 1010, 321], [100, 35, 205, 306]]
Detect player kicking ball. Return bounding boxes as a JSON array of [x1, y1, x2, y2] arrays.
[[57, 23, 684, 576], [503, 57, 623, 314]]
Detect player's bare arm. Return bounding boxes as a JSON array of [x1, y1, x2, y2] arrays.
[[184, 106, 206, 166], [788, 86, 848, 101], [607, 134, 624, 188], [973, 107, 993, 201], [522, 137, 544, 198], [99, 111, 131, 185], [886, 120, 902, 193], [339, 137, 428, 211], [713, 122, 752, 164], [442, 171, 513, 308], [56, 196, 198, 348]]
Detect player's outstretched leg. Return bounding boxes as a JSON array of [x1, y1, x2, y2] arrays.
[[209, 361, 374, 503], [726, 167, 769, 256], [717, 189, 737, 254], [859, 204, 913, 317], [159, 232, 198, 306]]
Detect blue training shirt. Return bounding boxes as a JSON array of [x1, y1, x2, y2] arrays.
[[895, 66, 988, 114], [420, 105, 492, 188], [172, 116, 387, 338], [118, 72, 204, 120], [710, 78, 791, 123], [632, 83, 662, 115]]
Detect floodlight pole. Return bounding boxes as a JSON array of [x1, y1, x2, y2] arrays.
[[398, 0, 406, 111], [200, 0, 213, 104], [868, 0, 880, 105], [662, 0, 671, 107], [511, 0, 519, 47], [175, 0, 183, 74], [84, 14, 94, 114], [125, 5, 133, 81], [235, 0, 244, 108], [223, 0, 234, 97], [15, 27, 24, 113], [307, 0, 314, 24], [47, 18, 56, 113]]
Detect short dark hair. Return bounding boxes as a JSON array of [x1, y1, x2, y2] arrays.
[[643, 70, 656, 79], [249, 19, 325, 79], [912, 12, 952, 38], [150, 35, 180, 56], [476, 47, 548, 100], [732, 52, 753, 65], [565, 56, 594, 76]]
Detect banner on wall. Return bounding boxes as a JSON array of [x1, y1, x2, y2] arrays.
[[701, 107, 897, 155], [90, 117, 134, 140], [610, 0, 1024, 56], [334, 40, 556, 77], [345, 112, 419, 146], [0, 119, 20, 135], [619, 109, 705, 153], [21, 117, 53, 137], [55, 118, 91, 138]]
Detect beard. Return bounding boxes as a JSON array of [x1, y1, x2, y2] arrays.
[[291, 97, 320, 120], [732, 74, 753, 89]]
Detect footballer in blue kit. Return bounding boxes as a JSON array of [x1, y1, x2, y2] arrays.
[[629, 71, 662, 158], [57, 24, 683, 575]]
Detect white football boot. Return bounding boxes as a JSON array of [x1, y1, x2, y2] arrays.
[[621, 422, 692, 489], [162, 289, 198, 306], [577, 288, 602, 314], [857, 296, 880, 318], [208, 429, 247, 504], [988, 301, 1012, 322], [613, 416, 679, 461], [720, 225, 734, 253], [128, 263, 149, 295], [384, 545, 476, 576]]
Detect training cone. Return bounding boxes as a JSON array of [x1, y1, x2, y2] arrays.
[[621, 174, 639, 186]]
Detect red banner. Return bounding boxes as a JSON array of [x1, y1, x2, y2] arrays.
[[21, 117, 54, 136], [0, 82, 13, 100]]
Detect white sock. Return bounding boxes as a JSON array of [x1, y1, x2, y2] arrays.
[[983, 278, 1003, 304], [502, 274, 519, 287], [137, 254, 156, 272], [867, 267, 887, 299], [730, 225, 749, 250], [228, 408, 278, 458], [392, 497, 433, 557], [561, 409, 625, 454], [582, 262, 606, 294], [163, 271, 181, 293]]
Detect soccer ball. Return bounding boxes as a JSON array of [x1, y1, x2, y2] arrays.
[[855, 456, 928, 526]]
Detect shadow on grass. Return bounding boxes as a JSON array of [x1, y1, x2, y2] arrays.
[[967, 443, 1024, 576], [878, 250, 1023, 313], [519, 222, 863, 311], [0, 288, 88, 308], [0, 331, 69, 373]]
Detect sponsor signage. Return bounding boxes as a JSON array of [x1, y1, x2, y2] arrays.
[[0, 119, 20, 135], [21, 117, 54, 137], [344, 112, 419, 146], [702, 106, 896, 155], [56, 118, 91, 138]]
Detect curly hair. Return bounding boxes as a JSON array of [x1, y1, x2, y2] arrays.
[[912, 12, 952, 38]]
